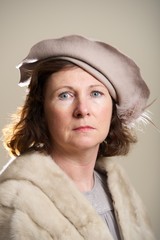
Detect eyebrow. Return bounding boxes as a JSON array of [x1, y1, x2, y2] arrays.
[[89, 84, 106, 89], [55, 84, 106, 91]]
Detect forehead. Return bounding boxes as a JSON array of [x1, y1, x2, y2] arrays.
[[46, 67, 106, 88]]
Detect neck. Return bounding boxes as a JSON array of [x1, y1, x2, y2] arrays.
[[51, 148, 98, 192]]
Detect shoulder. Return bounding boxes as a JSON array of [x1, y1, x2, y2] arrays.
[[0, 151, 55, 214], [95, 157, 142, 208], [0, 151, 52, 198], [96, 157, 156, 240], [0, 152, 58, 239], [0, 151, 53, 182], [96, 157, 138, 193], [95, 157, 127, 179]]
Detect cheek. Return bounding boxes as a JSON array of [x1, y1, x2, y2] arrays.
[[105, 106, 112, 122], [99, 100, 112, 121], [44, 104, 69, 132], [98, 102, 113, 133]]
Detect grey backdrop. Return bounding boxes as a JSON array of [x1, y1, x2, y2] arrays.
[[0, 0, 160, 238]]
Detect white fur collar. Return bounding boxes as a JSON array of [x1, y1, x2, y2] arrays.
[[0, 151, 155, 240]]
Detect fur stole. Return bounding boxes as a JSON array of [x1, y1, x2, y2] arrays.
[[0, 151, 155, 240]]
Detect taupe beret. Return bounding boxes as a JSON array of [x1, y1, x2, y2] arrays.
[[17, 35, 150, 125]]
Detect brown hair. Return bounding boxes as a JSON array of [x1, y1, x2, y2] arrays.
[[3, 59, 137, 157]]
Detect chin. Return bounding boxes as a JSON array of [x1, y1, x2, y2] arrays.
[[72, 140, 100, 151]]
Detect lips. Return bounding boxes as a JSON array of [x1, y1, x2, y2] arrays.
[[73, 126, 95, 132]]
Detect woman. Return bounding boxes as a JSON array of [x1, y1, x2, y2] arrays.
[[0, 35, 155, 240]]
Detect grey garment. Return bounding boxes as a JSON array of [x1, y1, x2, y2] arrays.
[[83, 171, 121, 240]]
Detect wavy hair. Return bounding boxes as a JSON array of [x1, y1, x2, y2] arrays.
[[3, 59, 137, 157]]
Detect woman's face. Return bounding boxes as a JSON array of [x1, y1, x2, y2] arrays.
[[44, 67, 112, 155]]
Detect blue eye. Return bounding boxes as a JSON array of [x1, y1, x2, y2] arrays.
[[91, 91, 103, 97], [58, 92, 73, 100]]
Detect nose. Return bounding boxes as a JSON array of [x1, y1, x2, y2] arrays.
[[73, 98, 90, 118]]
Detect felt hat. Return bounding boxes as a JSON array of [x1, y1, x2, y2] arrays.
[[17, 35, 150, 125]]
